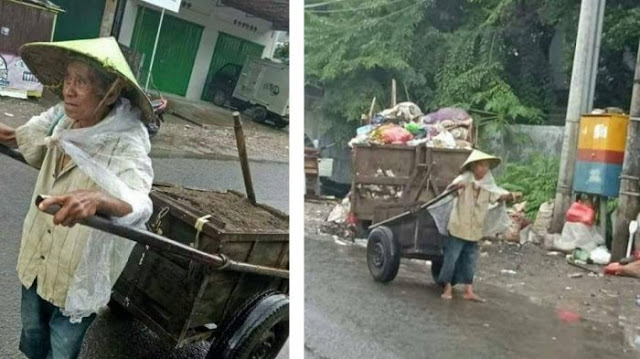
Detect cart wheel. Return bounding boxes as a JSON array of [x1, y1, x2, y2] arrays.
[[367, 226, 401, 283], [207, 293, 289, 359], [213, 89, 228, 107]]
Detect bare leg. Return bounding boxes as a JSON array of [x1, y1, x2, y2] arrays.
[[463, 284, 485, 302], [441, 283, 453, 300]]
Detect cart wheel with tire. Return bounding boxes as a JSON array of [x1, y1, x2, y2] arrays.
[[207, 292, 289, 359], [366, 226, 401, 283]]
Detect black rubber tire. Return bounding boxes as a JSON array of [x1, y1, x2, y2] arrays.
[[273, 117, 289, 129], [212, 89, 228, 107], [207, 293, 289, 359], [366, 226, 401, 283], [250, 106, 268, 123]]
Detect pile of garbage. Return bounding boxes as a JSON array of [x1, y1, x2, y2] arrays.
[[349, 103, 474, 149], [355, 168, 403, 200], [320, 196, 355, 241]]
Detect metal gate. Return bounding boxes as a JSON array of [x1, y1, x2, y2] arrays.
[[130, 6, 203, 96], [201, 32, 264, 102]]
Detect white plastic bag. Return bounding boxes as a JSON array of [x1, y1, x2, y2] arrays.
[[427, 171, 510, 238], [590, 246, 611, 265], [554, 222, 604, 253], [46, 98, 153, 322]]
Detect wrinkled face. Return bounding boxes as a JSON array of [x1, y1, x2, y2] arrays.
[[62, 61, 105, 123], [471, 160, 490, 179]]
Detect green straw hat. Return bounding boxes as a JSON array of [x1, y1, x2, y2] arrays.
[[460, 149, 501, 172], [20, 37, 153, 123]]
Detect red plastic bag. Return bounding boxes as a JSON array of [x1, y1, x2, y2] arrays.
[[565, 202, 595, 226], [380, 126, 413, 144]]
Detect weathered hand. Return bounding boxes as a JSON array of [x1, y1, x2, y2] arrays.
[[0, 123, 16, 142], [38, 189, 104, 227]]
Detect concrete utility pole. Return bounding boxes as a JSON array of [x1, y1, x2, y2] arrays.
[[612, 40, 640, 261], [550, 0, 606, 232]]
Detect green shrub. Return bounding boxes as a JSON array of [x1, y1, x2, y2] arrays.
[[497, 155, 559, 219]]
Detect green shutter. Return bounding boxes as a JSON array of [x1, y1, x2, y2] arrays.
[[53, 0, 106, 41], [130, 7, 203, 96], [202, 32, 264, 102]]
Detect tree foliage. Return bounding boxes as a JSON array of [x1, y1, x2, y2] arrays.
[[305, 0, 640, 142]]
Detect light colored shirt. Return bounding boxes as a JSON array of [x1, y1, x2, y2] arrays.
[[15, 102, 149, 308], [447, 181, 501, 242]]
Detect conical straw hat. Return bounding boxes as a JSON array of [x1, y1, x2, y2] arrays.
[[460, 149, 501, 172], [20, 37, 153, 123]]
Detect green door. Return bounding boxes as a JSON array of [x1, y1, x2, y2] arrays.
[[53, 0, 106, 41], [130, 7, 203, 96], [202, 32, 264, 102]]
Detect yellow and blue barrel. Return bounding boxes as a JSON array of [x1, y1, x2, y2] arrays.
[[573, 114, 628, 197]]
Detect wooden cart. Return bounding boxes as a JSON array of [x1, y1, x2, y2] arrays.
[[365, 190, 456, 284], [109, 184, 289, 359], [350, 144, 471, 235]]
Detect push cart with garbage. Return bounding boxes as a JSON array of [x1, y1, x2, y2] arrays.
[[350, 144, 471, 236], [365, 189, 459, 284], [1, 113, 289, 359], [109, 183, 289, 358]]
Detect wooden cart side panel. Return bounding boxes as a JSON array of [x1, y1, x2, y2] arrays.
[[352, 146, 417, 177], [353, 146, 472, 222]]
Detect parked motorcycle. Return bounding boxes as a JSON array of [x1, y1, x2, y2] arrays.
[[146, 94, 167, 138]]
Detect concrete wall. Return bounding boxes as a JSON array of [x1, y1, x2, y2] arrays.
[[118, 0, 281, 100], [483, 124, 565, 165]]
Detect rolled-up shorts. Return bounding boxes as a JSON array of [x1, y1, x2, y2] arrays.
[[437, 235, 478, 285]]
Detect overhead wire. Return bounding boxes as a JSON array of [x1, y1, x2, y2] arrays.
[[305, 0, 409, 13], [308, 0, 429, 32]]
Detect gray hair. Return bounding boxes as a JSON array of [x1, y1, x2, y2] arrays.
[[67, 55, 117, 96]]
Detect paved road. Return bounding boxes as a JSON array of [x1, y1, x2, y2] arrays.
[[0, 155, 288, 358], [304, 234, 634, 359]]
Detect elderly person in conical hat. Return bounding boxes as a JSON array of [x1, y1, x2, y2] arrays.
[[0, 37, 154, 359], [439, 150, 521, 302]]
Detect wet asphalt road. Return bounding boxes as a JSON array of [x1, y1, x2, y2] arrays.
[[0, 155, 288, 358], [304, 234, 634, 359]]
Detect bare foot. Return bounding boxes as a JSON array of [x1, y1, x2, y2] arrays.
[[463, 293, 486, 302], [441, 293, 452, 300]]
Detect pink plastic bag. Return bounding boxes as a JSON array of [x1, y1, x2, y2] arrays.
[[380, 126, 413, 144], [565, 202, 595, 226]]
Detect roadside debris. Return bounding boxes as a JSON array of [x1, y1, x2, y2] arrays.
[[556, 309, 581, 323], [320, 197, 355, 241], [500, 269, 517, 275]]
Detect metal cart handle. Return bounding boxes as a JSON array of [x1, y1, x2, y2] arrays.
[[34, 195, 289, 279]]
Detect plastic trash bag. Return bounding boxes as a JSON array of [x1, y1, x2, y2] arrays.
[[554, 221, 604, 253], [375, 124, 413, 144], [428, 130, 456, 148], [45, 98, 153, 322], [590, 246, 611, 265], [378, 102, 423, 122], [421, 107, 471, 125], [426, 171, 510, 238], [565, 201, 595, 226]]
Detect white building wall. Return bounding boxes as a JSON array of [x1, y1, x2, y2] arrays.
[[118, 0, 282, 100]]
